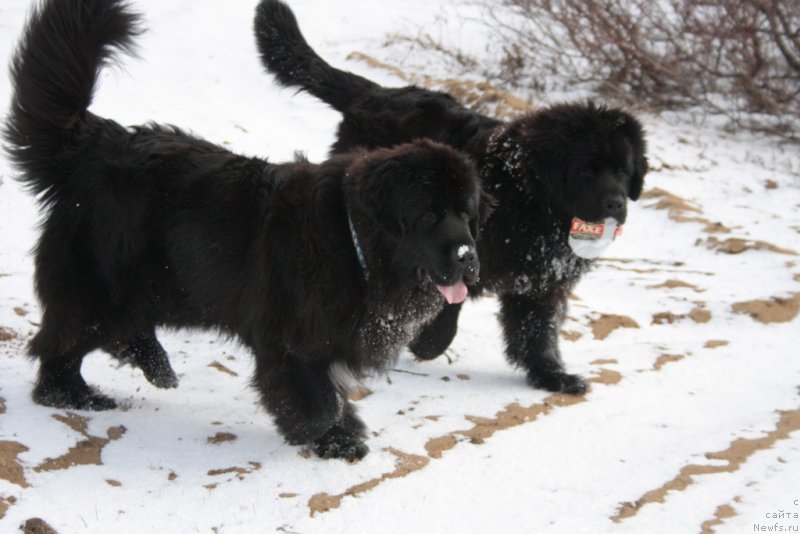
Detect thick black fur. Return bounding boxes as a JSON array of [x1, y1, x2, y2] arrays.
[[254, 0, 649, 394], [5, 0, 484, 460]]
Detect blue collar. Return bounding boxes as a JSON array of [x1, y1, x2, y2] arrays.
[[348, 213, 369, 278]]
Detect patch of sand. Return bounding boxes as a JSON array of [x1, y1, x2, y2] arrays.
[[700, 503, 738, 534], [611, 409, 800, 522], [732, 293, 800, 323], [589, 314, 640, 340], [560, 330, 583, 341], [689, 307, 712, 323], [590, 359, 618, 365], [647, 279, 705, 292], [0, 327, 17, 342], [639, 189, 759, 235], [651, 312, 682, 325], [308, 449, 429, 516], [206, 462, 261, 485], [700, 236, 797, 256], [641, 188, 702, 215], [208, 466, 249, 477], [652, 307, 711, 325], [0, 408, 28, 519], [20, 517, 58, 534], [207, 432, 237, 444], [0, 496, 17, 520], [305, 368, 622, 516], [640, 188, 713, 228], [0, 440, 30, 487], [652, 354, 686, 371], [702, 222, 733, 234], [305, 367, 621, 516], [347, 386, 373, 402], [34, 414, 125, 473], [208, 361, 238, 376]]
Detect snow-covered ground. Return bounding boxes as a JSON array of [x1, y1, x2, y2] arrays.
[[1, 1, 798, 532]]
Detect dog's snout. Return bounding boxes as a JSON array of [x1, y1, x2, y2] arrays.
[[453, 244, 477, 265], [602, 193, 625, 218], [452, 244, 479, 283]]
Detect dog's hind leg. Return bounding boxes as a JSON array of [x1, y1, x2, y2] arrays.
[[253, 352, 368, 461], [30, 320, 117, 411], [104, 331, 178, 389], [408, 302, 463, 360]]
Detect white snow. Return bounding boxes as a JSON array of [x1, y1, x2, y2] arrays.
[[0, 1, 798, 533]]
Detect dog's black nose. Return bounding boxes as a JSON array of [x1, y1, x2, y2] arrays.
[[453, 244, 479, 282], [602, 193, 625, 217], [453, 244, 477, 265]]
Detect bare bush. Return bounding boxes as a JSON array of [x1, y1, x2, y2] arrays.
[[391, 0, 800, 138]]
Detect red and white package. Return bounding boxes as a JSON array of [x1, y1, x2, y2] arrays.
[[568, 217, 622, 259]]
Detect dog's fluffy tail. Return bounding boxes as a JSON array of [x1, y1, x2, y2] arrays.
[[4, 0, 142, 202], [254, 0, 377, 112]]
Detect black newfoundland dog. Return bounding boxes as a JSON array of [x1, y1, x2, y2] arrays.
[[254, 0, 648, 395], [5, 0, 485, 460]]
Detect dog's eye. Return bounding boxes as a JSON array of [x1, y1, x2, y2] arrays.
[[420, 211, 437, 226]]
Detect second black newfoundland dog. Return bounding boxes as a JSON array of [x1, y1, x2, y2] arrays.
[[255, 0, 649, 394], [5, 0, 485, 460]]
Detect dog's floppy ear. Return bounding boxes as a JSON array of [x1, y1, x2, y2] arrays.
[[628, 154, 648, 201], [349, 156, 408, 235], [618, 114, 648, 201]]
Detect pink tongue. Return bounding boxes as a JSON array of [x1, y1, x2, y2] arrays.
[[436, 280, 468, 304]]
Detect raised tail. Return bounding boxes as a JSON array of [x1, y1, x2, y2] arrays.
[[254, 0, 377, 112], [4, 0, 142, 202]]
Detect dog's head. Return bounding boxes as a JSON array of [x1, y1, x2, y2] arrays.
[[506, 101, 647, 225], [344, 140, 486, 304]]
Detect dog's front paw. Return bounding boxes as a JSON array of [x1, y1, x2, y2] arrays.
[[311, 427, 369, 461], [33, 382, 117, 411], [141, 364, 179, 389], [527, 370, 587, 395]]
